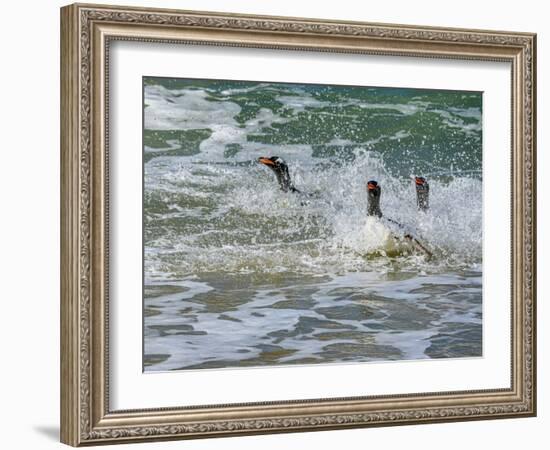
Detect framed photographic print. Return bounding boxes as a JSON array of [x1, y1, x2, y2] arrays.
[[60, 3, 536, 446]]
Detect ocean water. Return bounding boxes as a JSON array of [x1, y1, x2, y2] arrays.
[[143, 77, 483, 371]]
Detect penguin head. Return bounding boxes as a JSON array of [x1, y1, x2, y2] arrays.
[[258, 156, 289, 175], [258, 156, 294, 192], [367, 180, 381, 197], [414, 176, 428, 190]]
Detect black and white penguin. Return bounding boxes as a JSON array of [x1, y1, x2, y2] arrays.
[[366, 180, 382, 218], [258, 156, 301, 193], [415, 176, 429, 211]]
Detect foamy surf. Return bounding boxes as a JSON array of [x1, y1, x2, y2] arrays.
[[339, 216, 415, 257]]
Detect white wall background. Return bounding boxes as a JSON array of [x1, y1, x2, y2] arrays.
[[0, 0, 545, 449]]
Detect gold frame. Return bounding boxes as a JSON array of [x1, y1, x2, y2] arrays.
[[60, 2, 537, 446]]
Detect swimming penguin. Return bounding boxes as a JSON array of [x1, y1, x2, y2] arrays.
[[366, 179, 432, 258], [366, 179, 401, 226], [258, 156, 301, 193], [415, 176, 429, 211], [366, 180, 382, 217]]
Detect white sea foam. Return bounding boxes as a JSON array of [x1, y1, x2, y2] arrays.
[[277, 95, 329, 111], [145, 86, 240, 131], [144, 145, 481, 283]]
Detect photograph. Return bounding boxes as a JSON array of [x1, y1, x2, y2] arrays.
[[143, 77, 483, 371]]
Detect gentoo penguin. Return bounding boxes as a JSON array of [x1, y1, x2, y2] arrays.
[[366, 179, 432, 258], [366, 180, 382, 218], [415, 176, 429, 211], [258, 156, 301, 193]]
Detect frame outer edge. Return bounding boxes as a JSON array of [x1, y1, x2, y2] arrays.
[[528, 33, 536, 416], [61, 4, 81, 447], [61, 2, 537, 445]]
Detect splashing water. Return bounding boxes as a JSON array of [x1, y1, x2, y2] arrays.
[[143, 78, 483, 371]]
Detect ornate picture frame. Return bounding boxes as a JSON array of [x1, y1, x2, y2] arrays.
[[60, 3, 536, 446]]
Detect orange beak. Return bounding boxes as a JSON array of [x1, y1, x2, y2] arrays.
[[367, 182, 377, 190], [415, 177, 426, 185], [259, 157, 275, 166]]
